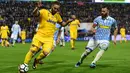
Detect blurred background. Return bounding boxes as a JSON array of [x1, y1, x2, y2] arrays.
[[0, 0, 130, 42]]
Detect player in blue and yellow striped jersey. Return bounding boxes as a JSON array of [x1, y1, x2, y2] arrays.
[[75, 6, 118, 68]]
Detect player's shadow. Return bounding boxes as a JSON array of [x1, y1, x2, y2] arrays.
[[30, 60, 74, 72], [80, 63, 114, 69]]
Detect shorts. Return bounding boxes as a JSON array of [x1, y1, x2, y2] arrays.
[[11, 34, 18, 40], [121, 34, 126, 38], [1, 35, 8, 39], [32, 34, 54, 53], [86, 38, 110, 51], [21, 36, 26, 40]]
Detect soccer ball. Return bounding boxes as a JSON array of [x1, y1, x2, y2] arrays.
[[18, 64, 29, 73]]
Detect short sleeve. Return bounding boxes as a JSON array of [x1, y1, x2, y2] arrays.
[[93, 17, 98, 25], [55, 13, 63, 23], [39, 9, 48, 19]]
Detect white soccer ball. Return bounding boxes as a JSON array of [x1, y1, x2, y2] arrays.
[[18, 64, 29, 73]]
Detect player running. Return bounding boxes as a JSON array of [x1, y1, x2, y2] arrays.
[[69, 14, 80, 50], [120, 26, 127, 43], [19, 1, 72, 72], [10, 21, 21, 46], [0, 23, 10, 47], [75, 6, 118, 68]]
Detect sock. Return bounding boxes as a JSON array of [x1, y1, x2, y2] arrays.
[[1, 39, 5, 46], [22, 40, 25, 44], [36, 52, 46, 61], [124, 38, 127, 42], [63, 40, 65, 46], [60, 39, 62, 46], [24, 51, 34, 64], [120, 38, 122, 43], [79, 52, 87, 63], [24, 47, 38, 64], [70, 39, 74, 48], [13, 39, 16, 45], [5, 40, 10, 46], [91, 50, 105, 64]]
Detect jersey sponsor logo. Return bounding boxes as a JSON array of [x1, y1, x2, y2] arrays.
[[99, 24, 110, 29], [47, 19, 56, 24]]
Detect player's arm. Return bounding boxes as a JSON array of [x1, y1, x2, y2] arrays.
[[120, 28, 121, 34], [113, 19, 118, 45], [89, 17, 98, 34], [7, 27, 10, 35], [11, 25, 14, 32], [32, 0, 42, 17], [18, 25, 21, 36], [58, 19, 73, 27], [77, 20, 80, 27]]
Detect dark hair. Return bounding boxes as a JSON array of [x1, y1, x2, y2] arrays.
[[102, 6, 109, 10], [52, 1, 60, 6]]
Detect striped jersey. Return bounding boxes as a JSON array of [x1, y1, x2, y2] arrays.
[[93, 16, 117, 40]]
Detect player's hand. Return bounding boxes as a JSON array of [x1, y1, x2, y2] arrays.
[[37, 0, 42, 8], [56, 39, 60, 44], [68, 18, 73, 22]]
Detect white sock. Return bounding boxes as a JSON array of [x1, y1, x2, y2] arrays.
[[63, 40, 65, 46], [92, 50, 105, 64], [60, 39, 62, 45], [13, 39, 16, 45]]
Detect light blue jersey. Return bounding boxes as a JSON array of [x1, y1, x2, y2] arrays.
[[54, 23, 61, 41], [93, 16, 117, 40], [11, 24, 21, 35]]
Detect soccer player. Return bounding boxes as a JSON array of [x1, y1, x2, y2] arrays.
[[20, 29, 26, 44], [0, 24, 10, 47], [69, 14, 80, 50], [75, 6, 118, 68], [120, 26, 127, 43], [59, 27, 65, 47], [10, 21, 21, 46], [19, 1, 72, 72]]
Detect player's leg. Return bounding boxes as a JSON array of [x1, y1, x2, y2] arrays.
[[124, 35, 127, 43], [1, 38, 5, 46], [33, 39, 53, 69], [120, 35, 123, 43], [22, 39, 25, 44], [5, 38, 10, 47], [73, 31, 77, 49], [70, 30, 74, 49], [90, 40, 109, 68], [60, 30, 65, 47], [13, 35, 18, 46], [24, 37, 42, 65], [75, 38, 97, 67]]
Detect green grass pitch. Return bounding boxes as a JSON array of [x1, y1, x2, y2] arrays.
[[0, 41, 130, 73]]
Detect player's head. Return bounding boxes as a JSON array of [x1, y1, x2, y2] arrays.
[[101, 6, 109, 18], [71, 14, 76, 19], [15, 21, 18, 24], [51, 1, 60, 14]]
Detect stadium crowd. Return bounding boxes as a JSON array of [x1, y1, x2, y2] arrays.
[[0, 1, 130, 39]]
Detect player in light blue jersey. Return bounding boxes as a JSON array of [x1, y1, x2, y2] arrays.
[[75, 6, 118, 68], [10, 21, 21, 46], [53, 23, 62, 47]]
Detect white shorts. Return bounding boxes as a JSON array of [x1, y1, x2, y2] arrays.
[[11, 34, 18, 40], [86, 38, 110, 51]]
